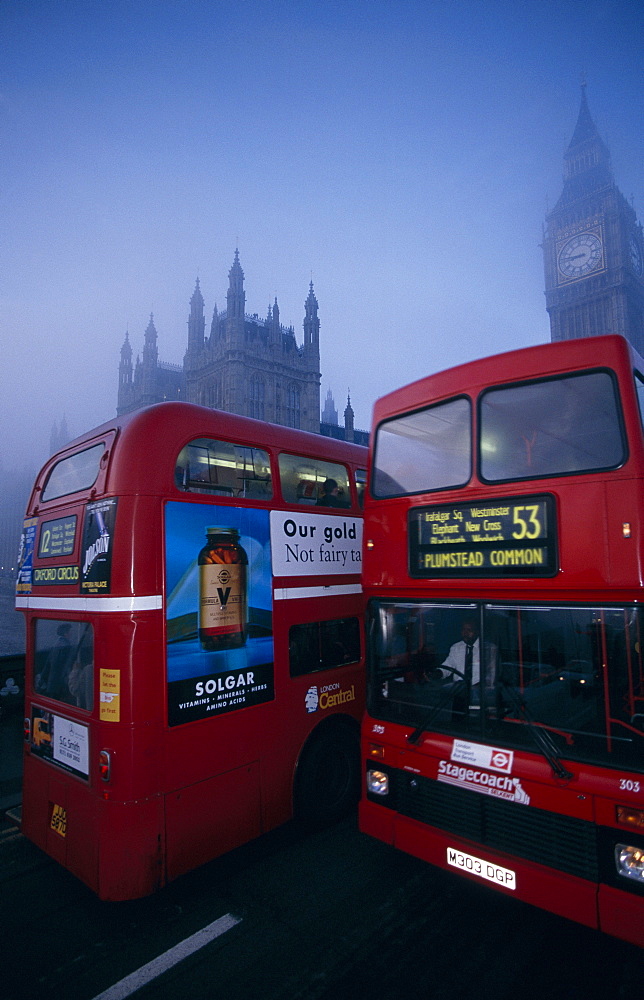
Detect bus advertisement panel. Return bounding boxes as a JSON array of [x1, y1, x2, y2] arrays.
[[165, 503, 274, 726]]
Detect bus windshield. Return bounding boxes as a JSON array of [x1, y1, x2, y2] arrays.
[[372, 397, 471, 497], [479, 370, 625, 481], [368, 598, 644, 771]]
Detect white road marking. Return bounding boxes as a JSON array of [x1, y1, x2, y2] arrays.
[[90, 912, 241, 1000]]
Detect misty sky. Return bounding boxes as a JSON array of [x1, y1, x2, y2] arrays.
[[2, 0, 642, 471]]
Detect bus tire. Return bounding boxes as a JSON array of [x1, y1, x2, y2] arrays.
[[294, 723, 361, 827]]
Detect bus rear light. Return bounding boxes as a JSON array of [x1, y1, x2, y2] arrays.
[[368, 743, 384, 758], [617, 805, 644, 829], [367, 769, 389, 796], [24, 717, 31, 741], [98, 750, 112, 782], [622, 522, 631, 537], [615, 844, 644, 883]]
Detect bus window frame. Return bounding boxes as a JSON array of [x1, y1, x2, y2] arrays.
[[277, 452, 353, 507], [173, 436, 274, 501], [41, 442, 107, 502], [365, 596, 644, 771], [36, 432, 117, 507], [477, 367, 628, 485], [634, 370, 644, 431], [289, 616, 362, 678], [32, 617, 95, 714], [370, 394, 472, 499]]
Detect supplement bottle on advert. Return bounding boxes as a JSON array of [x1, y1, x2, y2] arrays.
[[198, 527, 248, 650]]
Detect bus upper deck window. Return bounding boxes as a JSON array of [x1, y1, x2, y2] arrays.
[[372, 397, 471, 498], [42, 443, 105, 502], [278, 453, 351, 507], [175, 439, 272, 499], [480, 370, 625, 482]]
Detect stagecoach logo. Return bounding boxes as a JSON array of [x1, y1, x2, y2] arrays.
[[437, 760, 530, 804]]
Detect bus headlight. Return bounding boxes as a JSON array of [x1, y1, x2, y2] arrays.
[[367, 769, 389, 796], [615, 844, 644, 883]]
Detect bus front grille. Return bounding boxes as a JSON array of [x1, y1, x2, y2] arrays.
[[368, 764, 599, 882]]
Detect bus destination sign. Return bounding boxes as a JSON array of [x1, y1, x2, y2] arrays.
[[409, 494, 557, 578]]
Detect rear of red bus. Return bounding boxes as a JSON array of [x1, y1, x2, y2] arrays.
[[359, 335, 644, 948], [16, 415, 164, 899], [16, 402, 367, 900]]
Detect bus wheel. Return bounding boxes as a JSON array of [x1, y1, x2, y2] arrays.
[[294, 725, 360, 827]]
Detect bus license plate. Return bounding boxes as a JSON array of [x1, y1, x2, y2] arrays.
[[50, 803, 67, 838], [447, 847, 516, 890]]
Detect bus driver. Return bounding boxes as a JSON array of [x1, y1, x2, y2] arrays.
[[439, 616, 497, 711]]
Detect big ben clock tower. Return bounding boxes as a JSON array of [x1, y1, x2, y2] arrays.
[[543, 85, 644, 354]]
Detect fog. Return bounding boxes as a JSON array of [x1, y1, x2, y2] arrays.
[[2, 0, 642, 470]]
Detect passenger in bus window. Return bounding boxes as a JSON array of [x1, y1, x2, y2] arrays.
[[316, 478, 347, 507]]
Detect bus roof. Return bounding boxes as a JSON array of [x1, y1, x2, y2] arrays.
[[372, 335, 643, 424], [32, 401, 367, 506]]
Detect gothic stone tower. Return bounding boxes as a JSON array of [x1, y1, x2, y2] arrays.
[[117, 252, 321, 429], [184, 251, 321, 433], [117, 314, 183, 416], [543, 86, 644, 354]]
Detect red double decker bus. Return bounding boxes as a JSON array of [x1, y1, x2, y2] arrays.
[[16, 402, 367, 900], [360, 335, 644, 947]]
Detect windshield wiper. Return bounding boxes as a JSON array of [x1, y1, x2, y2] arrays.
[[407, 671, 574, 781], [499, 682, 573, 781], [407, 667, 466, 745]]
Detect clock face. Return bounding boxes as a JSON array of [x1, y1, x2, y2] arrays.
[[557, 232, 603, 280], [630, 235, 643, 276]]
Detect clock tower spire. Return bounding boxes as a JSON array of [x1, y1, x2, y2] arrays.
[[543, 86, 644, 353]]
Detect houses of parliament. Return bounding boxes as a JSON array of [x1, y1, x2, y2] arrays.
[[117, 250, 366, 444], [117, 86, 644, 436]]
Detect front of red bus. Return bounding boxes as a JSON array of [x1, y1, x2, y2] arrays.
[[359, 336, 644, 948]]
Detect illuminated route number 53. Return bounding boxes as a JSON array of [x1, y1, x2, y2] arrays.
[[512, 505, 542, 540]]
